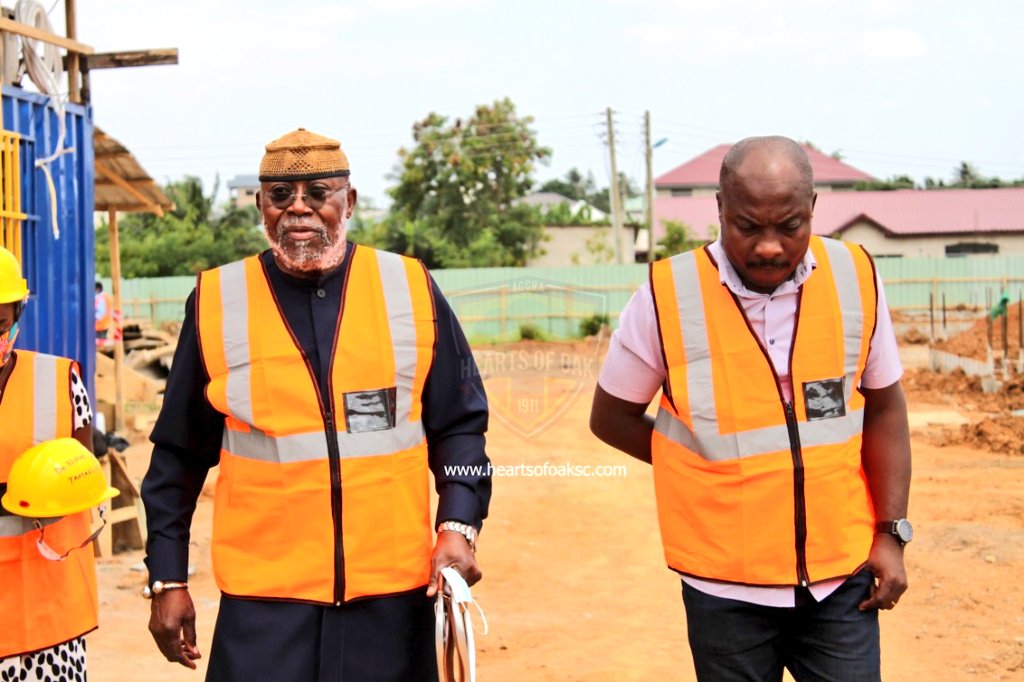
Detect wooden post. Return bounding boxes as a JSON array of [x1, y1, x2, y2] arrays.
[[500, 286, 507, 340], [643, 110, 653, 263], [1018, 291, 1023, 374], [941, 292, 947, 339], [986, 288, 994, 370], [64, 0, 79, 103], [929, 291, 935, 342], [150, 293, 157, 326], [1003, 301, 1010, 378], [108, 210, 126, 432], [606, 107, 624, 264]]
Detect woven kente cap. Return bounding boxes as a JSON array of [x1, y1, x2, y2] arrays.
[[258, 128, 350, 182]]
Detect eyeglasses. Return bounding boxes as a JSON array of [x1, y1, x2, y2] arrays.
[[264, 183, 349, 210]]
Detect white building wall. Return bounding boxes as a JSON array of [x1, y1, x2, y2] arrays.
[[837, 221, 1024, 257], [529, 225, 635, 266]]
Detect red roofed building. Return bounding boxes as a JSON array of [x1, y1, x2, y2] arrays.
[[655, 143, 876, 197], [654, 187, 1024, 258]]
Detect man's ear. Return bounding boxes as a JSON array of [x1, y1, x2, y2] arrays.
[[346, 187, 358, 219], [255, 190, 262, 212]]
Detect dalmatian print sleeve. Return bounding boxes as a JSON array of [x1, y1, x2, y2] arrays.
[[69, 366, 93, 431]]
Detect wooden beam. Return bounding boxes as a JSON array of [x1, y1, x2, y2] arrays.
[[95, 203, 171, 214], [81, 48, 178, 70], [108, 209, 125, 432], [65, 0, 79, 102], [0, 17, 94, 55], [95, 160, 165, 217], [93, 150, 135, 161]]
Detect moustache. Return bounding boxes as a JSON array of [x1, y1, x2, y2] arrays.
[[277, 216, 328, 240]]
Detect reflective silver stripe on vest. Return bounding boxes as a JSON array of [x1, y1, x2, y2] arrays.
[[669, 251, 719, 429], [0, 515, 60, 537], [213, 249, 427, 464], [223, 419, 426, 463], [656, 240, 867, 461], [32, 354, 58, 443], [820, 239, 866, 403], [655, 406, 865, 461], [374, 250, 418, 427], [219, 260, 255, 425]]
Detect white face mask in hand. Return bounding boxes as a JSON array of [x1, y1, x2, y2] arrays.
[[435, 566, 488, 682]]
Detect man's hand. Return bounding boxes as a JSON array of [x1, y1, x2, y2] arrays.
[[148, 589, 202, 669], [858, 534, 909, 611], [427, 530, 481, 597]]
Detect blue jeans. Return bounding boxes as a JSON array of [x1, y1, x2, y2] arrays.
[[682, 571, 881, 682]]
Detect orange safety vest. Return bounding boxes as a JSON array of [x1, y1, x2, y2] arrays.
[[95, 292, 113, 332], [649, 236, 878, 587], [0, 351, 99, 658], [196, 245, 437, 604]]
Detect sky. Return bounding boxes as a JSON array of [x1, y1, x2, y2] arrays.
[[41, 0, 1024, 208]]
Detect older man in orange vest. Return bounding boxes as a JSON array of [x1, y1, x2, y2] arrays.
[[591, 136, 911, 681], [142, 129, 491, 681]]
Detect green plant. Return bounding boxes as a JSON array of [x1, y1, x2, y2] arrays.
[[518, 323, 545, 341], [579, 313, 610, 337]]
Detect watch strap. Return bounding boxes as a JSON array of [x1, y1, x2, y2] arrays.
[[437, 521, 478, 552]]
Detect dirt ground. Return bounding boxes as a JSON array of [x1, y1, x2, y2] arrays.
[[86, 340, 1024, 680]]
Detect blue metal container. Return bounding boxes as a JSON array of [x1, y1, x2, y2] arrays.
[[2, 85, 95, 400]]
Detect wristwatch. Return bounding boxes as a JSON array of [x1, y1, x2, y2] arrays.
[[437, 521, 478, 552], [875, 519, 913, 546]]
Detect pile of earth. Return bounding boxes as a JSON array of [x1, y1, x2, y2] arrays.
[[933, 305, 1024, 362], [902, 367, 1024, 455], [935, 415, 1024, 456]]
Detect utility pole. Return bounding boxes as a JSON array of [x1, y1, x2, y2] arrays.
[[606, 107, 624, 264], [644, 110, 654, 263]]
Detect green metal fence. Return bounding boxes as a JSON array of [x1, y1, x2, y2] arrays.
[[102, 254, 1024, 340]]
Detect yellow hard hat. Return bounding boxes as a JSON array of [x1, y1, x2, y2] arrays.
[[1, 438, 119, 518], [0, 246, 29, 304]]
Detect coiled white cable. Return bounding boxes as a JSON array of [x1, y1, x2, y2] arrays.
[[13, 0, 71, 240]]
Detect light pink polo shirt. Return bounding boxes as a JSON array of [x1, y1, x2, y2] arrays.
[[598, 239, 902, 607]]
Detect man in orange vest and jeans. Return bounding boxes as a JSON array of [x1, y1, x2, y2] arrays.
[[591, 136, 910, 681], [142, 129, 491, 681]]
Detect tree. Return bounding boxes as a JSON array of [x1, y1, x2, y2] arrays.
[[381, 98, 551, 268], [95, 176, 266, 277], [537, 167, 639, 217], [655, 220, 707, 259], [538, 167, 597, 202], [854, 175, 916, 191], [921, 161, 1024, 190]]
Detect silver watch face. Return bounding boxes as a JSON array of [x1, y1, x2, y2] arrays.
[[895, 519, 913, 544]]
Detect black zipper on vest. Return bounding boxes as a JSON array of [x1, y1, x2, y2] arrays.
[[724, 281, 810, 587], [324, 250, 356, 605], [786, 289, 810, 587], [784, 400, 810, 587], [323, 407, 344, 605], [260, 253, 354, 605]]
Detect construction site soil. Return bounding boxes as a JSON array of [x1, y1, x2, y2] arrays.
[[86, 340, 1024, 681], [933, 305, 1024, 362]]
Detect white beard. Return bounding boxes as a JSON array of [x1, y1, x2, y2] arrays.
[[264, 214, 348, 274]]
